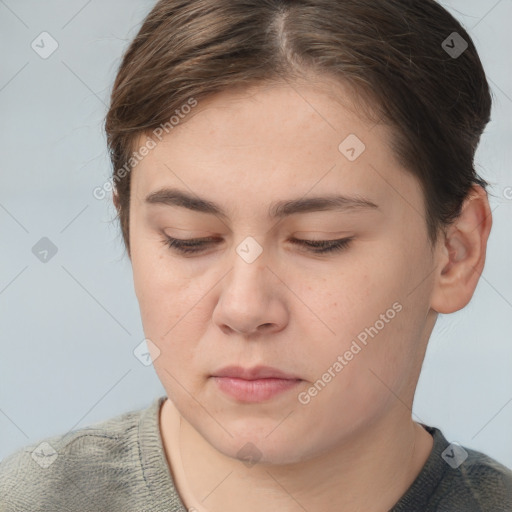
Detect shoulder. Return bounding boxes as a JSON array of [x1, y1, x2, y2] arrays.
[[457, 447, 512, 501], [435, 441, 512, 510], [0, 401, 156, 512], [395, 425, 512, 511]]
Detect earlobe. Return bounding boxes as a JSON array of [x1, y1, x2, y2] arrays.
[[430, 185, 493, 314]]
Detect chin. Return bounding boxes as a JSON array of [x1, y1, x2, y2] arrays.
[[198, 422, 319, 467]]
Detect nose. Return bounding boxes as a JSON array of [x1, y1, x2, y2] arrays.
[[211, 244, 289, 337]]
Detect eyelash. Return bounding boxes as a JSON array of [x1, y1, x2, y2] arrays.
[[160, 236, 354, 255]]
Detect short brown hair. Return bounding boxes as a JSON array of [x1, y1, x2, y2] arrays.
[[105, 0, 493, 258]]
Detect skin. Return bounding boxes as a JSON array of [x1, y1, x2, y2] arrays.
[[116, 76, 492, 512]]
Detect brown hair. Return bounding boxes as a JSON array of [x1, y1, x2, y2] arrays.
[[104, 0, 493, 259]]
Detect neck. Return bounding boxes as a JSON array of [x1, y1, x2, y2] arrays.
[[160, 398, 433, 512]]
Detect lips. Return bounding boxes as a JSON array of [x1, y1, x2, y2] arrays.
[[211, 365, 301, 381], [211, 365, 303, 402]]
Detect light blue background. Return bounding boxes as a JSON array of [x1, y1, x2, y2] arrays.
[[1, 0, 511, 469]]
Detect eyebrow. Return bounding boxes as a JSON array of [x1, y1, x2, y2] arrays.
[[145, 187, 380, 220]]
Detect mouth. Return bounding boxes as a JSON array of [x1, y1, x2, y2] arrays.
[[211, 365, 303, 402], [211, 364, 301, 380]]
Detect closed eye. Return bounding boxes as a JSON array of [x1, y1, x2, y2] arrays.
[[160, 236, 354, 255]]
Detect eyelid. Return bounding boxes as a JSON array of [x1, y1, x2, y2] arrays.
[[161, 234, 355, 256], [163, 228, 218, 237], [163, 229, 352, 239], [162, 234, 350, 243]]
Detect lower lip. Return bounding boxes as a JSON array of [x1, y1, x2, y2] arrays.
[[212, 376, 301, 402]]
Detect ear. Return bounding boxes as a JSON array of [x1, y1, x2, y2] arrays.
[[430, 184, 493, 314]]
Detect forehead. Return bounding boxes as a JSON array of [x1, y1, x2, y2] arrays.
[[156, 79, 375, 151], [129, 80, 422, 222]]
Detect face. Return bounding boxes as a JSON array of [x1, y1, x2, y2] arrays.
[[128, 78, 440, 465]]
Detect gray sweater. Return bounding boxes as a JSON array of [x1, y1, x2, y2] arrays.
[[1, 395, 511, 511]]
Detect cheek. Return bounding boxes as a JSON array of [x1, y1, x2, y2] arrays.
[[132, 255, 218, 373], [130, 244, 189, 353], [344, 272, 431, 398], [131, 233, 189, 314], [301, 244, 424, 385]]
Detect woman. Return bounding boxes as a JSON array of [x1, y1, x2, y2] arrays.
[[2, 1, 511, 510]]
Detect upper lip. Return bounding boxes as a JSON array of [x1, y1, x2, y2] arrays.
[[212, 365, 301, 380]]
